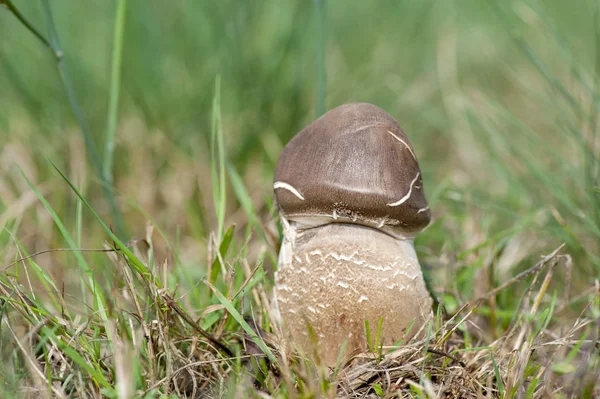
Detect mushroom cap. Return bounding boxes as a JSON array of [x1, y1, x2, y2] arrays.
[[274, 103, 430, 235]]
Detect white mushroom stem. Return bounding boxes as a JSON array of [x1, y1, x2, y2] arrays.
[[274, 220, 432, 365]]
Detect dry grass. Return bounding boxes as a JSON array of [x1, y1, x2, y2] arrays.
[[2, 223, 598, 398]]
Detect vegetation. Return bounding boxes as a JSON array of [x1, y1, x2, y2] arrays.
[[0, 0, 599, 397]]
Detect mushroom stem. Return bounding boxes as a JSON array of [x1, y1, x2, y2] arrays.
[[274, 221, 432, 365]]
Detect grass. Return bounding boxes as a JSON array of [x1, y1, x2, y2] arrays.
[[1, 0, 599, 397]]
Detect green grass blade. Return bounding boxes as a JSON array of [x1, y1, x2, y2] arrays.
[[227, 164, 266, 240], [207, 282, 278, 365], [48, 160, 156, 287], [209, 224, 235, 286], [491, 354, 505, 396], [42, 326, 113, 392], [19, 175, 76, 258], [211, 76, 226, 242], [19, 169, 97, 293]]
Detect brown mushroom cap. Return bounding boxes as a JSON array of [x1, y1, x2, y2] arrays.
[[274, 103, 430, 235]]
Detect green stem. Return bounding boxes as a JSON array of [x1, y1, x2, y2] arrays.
[[4, 3, 125, 230], [104, 0, 127, 184], [210, 76, 226, 242], [40, 0, 125, 237], [40, 1, 102, 173], [5, 0, 126, 236], [4, 0, 53, 51]]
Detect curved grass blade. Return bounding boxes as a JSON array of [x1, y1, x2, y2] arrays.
[[19, 168, 108, 322], [207, 282, 278, 365], [48, 160, 157, 287]]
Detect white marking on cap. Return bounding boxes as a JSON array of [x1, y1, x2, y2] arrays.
[[417, 206, 429, 214], [387, 173, 420, 207], [387, 130, 417, 161], [273, 181, 305, 200]]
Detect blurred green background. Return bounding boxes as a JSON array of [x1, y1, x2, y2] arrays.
[[1, 0, 599, 301]]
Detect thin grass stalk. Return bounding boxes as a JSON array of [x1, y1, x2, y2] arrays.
[[210, 76, 226, 242], [19, 169, 109, 323], [4, 1, 129, 237], [3, 0, 52, 49], [75, 194, 88, 310], [103, 0, 127, 185], [40, 0, 125, 237], [314, 0, 327, 117], [37, 0, 100, 171]]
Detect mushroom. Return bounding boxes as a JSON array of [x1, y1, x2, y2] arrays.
[[273, 103, 433, 365]]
